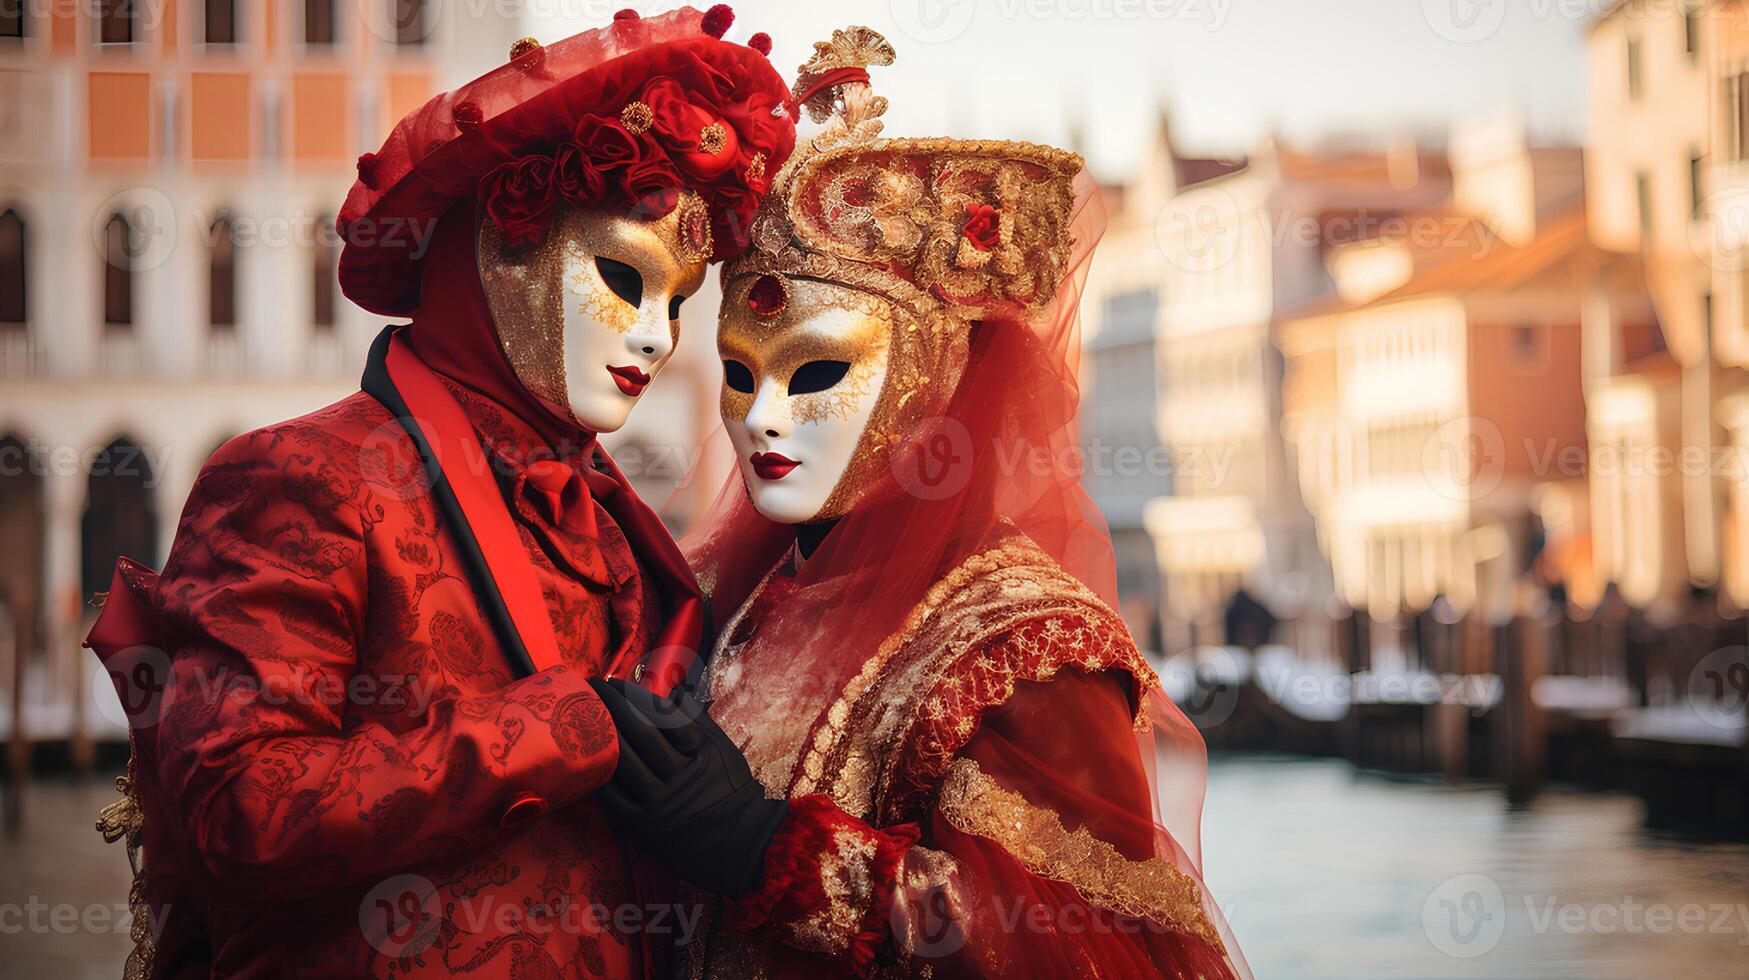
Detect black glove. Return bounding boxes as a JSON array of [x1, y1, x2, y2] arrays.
[[588, 677, 789, 898]]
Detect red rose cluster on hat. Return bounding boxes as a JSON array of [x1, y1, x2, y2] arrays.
[[338, 5, 794, 317]]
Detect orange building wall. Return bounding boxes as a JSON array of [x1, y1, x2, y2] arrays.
[[1467, 319, 1588, 480], [264, 0, 280, 53], [50, 0, 75, 53], [386, 71, 435, 134], [291, 73, 352, 161], [1716, 2, 1749, 64], [161, 0, 178, 53], [87, 72, 152, 159], [191, 73, 252, 160]]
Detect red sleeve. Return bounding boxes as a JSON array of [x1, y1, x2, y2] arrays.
[[732, 668, 1234, 978], [150, 430, 618, 902]]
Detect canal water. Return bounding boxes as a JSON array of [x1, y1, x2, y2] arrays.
[[3, 760, 1747, 978], [1203, 755, 1749, 978]]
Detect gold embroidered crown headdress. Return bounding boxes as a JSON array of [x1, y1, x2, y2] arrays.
[[722, 26, 1084, 352]]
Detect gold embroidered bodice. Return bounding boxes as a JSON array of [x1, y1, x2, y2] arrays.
[[705, 530, 1157, 821]]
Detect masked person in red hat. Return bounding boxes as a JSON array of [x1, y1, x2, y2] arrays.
[[84, 7, 794, 978]]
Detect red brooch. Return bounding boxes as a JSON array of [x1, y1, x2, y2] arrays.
[[747, 273, 789, 317]]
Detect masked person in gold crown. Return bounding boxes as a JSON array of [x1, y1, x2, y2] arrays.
[[590, 27, 1247, 980]]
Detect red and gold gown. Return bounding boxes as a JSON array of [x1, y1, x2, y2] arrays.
[[675, 530, 1239, 978], [665, 24, 1246, 979]]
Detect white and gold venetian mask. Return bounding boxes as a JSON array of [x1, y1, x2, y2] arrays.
[[479, 193, 713, 434], [716, 27, 1081, 524]]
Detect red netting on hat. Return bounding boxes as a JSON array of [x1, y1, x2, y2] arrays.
[[338, 6, 795, 316]]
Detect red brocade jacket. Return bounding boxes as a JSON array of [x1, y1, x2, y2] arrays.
[[686, 534, 1240, 979], [87, 376, 698, 980]]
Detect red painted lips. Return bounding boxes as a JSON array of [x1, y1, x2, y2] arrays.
[[606, 364, 651, 397], [749, 452, 800, 481]]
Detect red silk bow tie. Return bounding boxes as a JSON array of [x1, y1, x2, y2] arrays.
[[521, 458, 617, 534]]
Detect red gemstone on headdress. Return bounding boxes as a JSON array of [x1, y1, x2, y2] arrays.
[[452, 100, 483, 132], [355, 152, 381, 189], [747, 274, 787, 317], [613, 8, 639, 20], [748, 32, 771, 55], [508, 36, 544, 71], [702, 4, 733, 38]]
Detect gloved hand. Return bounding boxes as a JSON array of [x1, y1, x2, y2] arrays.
[[588, 677, 789, 898]]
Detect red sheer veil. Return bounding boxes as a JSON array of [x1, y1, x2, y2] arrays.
[[682, 158, 1243, 969]]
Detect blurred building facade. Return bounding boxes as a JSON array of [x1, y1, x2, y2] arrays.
[[1086, 116, 1457, 652], [1578, 0, 1749, 613], [0, 2, 730, 762], [1280, 121, 1611, 636], [1079, 2, 1749, 659]]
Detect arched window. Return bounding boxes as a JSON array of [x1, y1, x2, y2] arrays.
[[312, 213, 338, 330], [393, 0, 427, 46], [81, 436, 158, 600], [204, 0, 236, 44], [99, 0, 133, 44], [103, 212, 133, 328], [0, 209, 24, 324], [209, 211, 236, 328], [304, 0, 336, 45]]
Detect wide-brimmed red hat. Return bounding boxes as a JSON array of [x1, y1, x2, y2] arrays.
[[338, 5, 794, 317]]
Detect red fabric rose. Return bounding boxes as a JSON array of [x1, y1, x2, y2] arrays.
[[642, 77, 739, 180], [962, 202, 1001, 252], [575, 114, 641, 171], [478, 154, 558, 247], [620, 147, 683, 219], [709, 185, 761, 255], [552, 143, 605, 205]]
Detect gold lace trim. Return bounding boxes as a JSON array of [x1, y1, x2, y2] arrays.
[[936, 758, 1224, 952], [792, 533, 1160, 822], [784, 826, 883, 956], [96, 742, 154, 980]]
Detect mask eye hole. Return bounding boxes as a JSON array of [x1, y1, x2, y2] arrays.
[[723, 359, 755, 394], [595, 256, 643, 308], [668, 294, 685, 321], [788, 360, 851, 396]]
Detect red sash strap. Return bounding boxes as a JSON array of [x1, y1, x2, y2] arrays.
[[384, 329, 704, 693], [590, 449, 705, 696], [385, 334, 569, 673]]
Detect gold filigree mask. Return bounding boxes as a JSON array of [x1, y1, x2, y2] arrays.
[[720, 274, 965, 523], [479, 193, 711, 433], [713, 26, 1081, 522]]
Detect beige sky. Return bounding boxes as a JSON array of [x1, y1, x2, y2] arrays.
[[523, 0, 1595, 179]]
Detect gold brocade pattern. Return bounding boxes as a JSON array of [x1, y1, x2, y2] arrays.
[[793, 27, 896, 123], [785, 827, 883, 956], [936, 758, 1225, 950], [95, 739, 153, 980], [788, 531, 1160, 825]]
